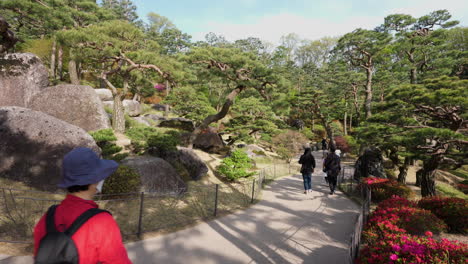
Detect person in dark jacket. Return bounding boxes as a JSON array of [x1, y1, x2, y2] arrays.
[[321, 138, 328, 150], [298, 146, 316, 194], [323, 146, 341, 195], [34, 147, 132, 264]]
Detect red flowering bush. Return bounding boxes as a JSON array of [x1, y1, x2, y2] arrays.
[[358, 232, 468, 264], [367, 206, 447, 237], [376, 196, 417, 210], [418, 197, 468, 233], [334, 135, 351, 153], [359, 196, 467, 263], [363, 178, 414, 202], [457, 183, 468, 194]]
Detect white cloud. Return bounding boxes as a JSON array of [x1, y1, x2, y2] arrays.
[[192, 13, 383, 45]]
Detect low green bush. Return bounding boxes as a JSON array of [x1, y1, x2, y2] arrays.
[[89, 129, 122, 160], [217, 150, 255, 181], [147, 133, 179, 157], [102, 165, 140, 195]]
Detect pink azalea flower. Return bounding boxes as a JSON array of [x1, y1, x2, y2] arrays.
[[390, 254, 398, 260]]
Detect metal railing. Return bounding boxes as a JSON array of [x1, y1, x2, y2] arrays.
[[0, 162, 299, 244], [337, 165, 371, 264]]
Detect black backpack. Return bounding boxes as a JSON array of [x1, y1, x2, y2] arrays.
[[35, 205, 109, 264]]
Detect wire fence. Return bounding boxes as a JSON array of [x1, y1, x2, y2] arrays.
[[0, 162, 300, 245], [337, 165, 371, 264]]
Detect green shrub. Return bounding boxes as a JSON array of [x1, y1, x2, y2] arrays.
[[301, 128, 314, 140], [89, 129, 122, 159], [90, 129, 117, 143], [384, 169, 397, 180], [125, 126, 159, 142], [260, 133, 272, 143], [330, 121, 344, 136], [111, 153, 129, 162], [102, 165, 141, 195], [312, 124, 326, 140], [343, 135, 358, 154], [147, 133, 179, 157], [217, 150, 255, 181]]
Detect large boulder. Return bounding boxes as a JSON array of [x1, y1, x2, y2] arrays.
[[245, 144, 267, 158], [28, 84, 110, 132], [353, 147, 386, 180], [159, 117, 195, 132], [0, 107, 100, 191], [176, 147, 208, 180], [0, 53, 48, 107], [121, 156, 186, 193], [151, 104, 170, 111], [194, 132, 226, 154], [123, 100, 141, 117], [94, 89, 113, 101]]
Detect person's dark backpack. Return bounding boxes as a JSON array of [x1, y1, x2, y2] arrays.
[[35, 205, 109, 264]]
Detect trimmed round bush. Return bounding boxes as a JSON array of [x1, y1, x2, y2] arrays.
[[102, 165, 141, 195], [418, 197, 468, 233]]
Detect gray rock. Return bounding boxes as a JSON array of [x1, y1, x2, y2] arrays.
[[194, 132, 226, 154], [245, 144, 267, 158], [123, 100, 141, 117], [177, 147, 208, 180], [132, 116, 150, 126], [0, 53, 48, 107], [0, 107, 100, 191], [353, 147, 386, 180], [159, 117, 195, 132], [152, 104, 170, 111], [29, 84, 110, 132], [102, 101, 114, 109], [94, 89, 113, 101], [122, 156, 186, 193], [144, 114, 166, 121]]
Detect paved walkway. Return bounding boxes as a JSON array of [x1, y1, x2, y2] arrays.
[[1, 154, 360, 264]]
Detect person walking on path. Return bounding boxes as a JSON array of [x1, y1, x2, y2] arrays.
[[323, 147, 341, 195], [321, 138, 328, 158], [298, 145, 316, 194], [33, 147, 132, 264]]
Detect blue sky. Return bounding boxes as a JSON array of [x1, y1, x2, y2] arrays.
[[133, 0, 467, 45]]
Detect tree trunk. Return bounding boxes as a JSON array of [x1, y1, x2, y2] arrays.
[[69, 59, 79, 85], [164, 80, 171, 117], [188, 85, 245, 148], [349, 113, 353, 132], [325, 123, 336, 150], [50, 39, 56, 79], [397, 157, 411, 184], [364, 67, 373, 119], [58, 45, 63, 80], [344, 111, 348, 136], [410, 68, 417, 84], [415, 169, 422, 187], [112, 94, 125, 133], [421, 157, 440, 197], [351, 83, 360, 126]]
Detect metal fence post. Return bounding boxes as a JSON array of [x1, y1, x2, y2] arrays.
[[137, 192, 144, 238], [251, 179, 256, 203], [214, 184, 219, 216]]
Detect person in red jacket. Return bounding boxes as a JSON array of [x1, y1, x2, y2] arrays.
[[34, 147, 132, 264]]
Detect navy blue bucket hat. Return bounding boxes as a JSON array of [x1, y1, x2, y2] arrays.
[[58, 147, 119, 188]]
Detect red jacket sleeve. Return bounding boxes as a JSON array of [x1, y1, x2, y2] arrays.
[[94, 213, 133, 264], [33, 214, 47, 256]]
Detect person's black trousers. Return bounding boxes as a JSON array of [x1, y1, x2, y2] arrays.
[[328, 173, 337, 193]]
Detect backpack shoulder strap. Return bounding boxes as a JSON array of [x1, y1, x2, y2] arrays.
[[65, 208, 111, 236], [45, 205, 59, 233]]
